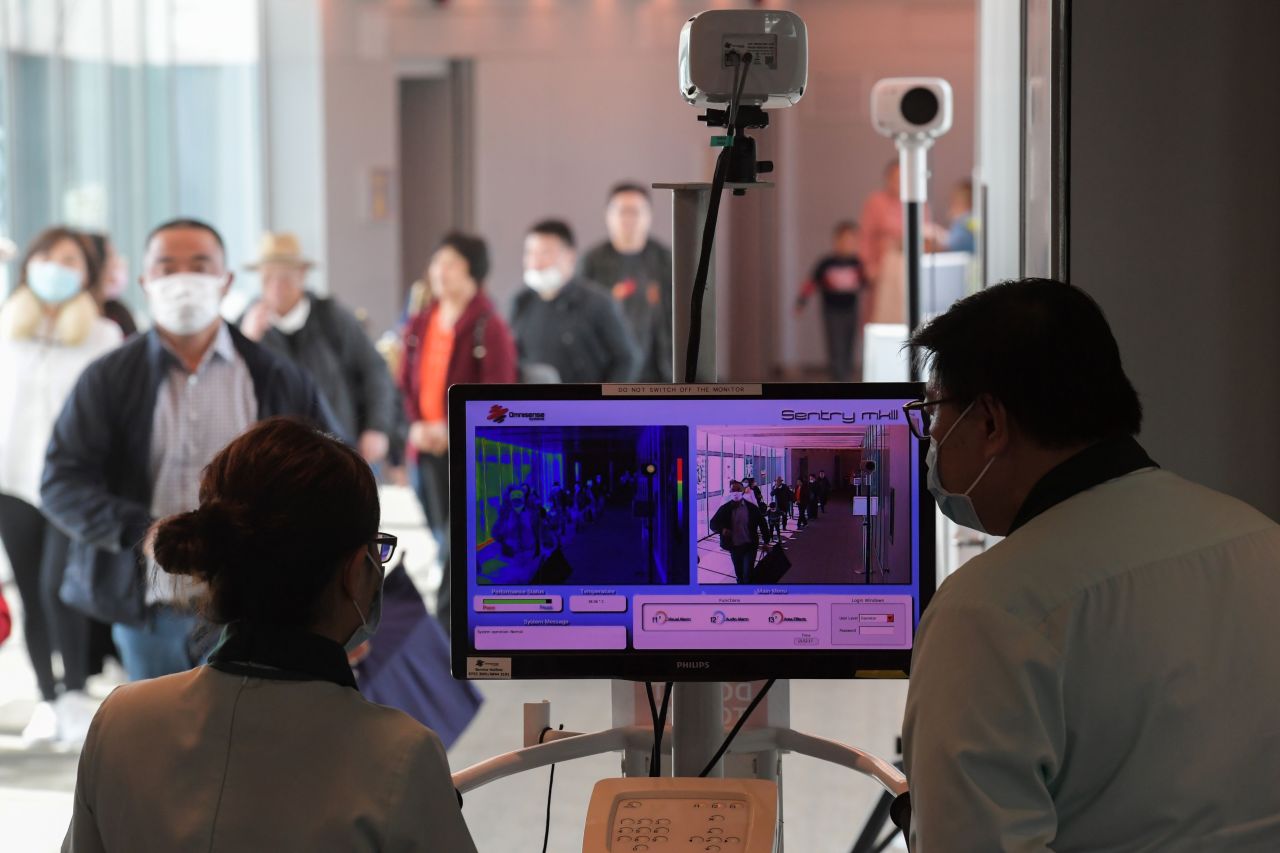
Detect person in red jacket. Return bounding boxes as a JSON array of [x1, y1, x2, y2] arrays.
[[400, 233, 517, 629], [0, 586, 11, 646]]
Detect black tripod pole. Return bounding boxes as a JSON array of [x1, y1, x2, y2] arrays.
[[905, 199, 923, 381]]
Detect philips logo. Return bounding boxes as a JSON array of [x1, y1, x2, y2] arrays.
[[676, 660, 712, 670]]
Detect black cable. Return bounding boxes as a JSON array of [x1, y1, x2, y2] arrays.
[[539, 723, 563, 853], [645, 681, 661, 776], [697, 678, 776, 778], [682, 52, 754, 383], [650, 681, 673, 776]]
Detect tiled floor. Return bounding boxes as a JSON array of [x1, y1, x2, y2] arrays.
[[0, 486, 908, 852]]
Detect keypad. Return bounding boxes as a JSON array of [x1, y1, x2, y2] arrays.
[[610, 798, 750, 851]]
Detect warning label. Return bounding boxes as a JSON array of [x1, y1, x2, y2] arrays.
[[466, 657, 513, 680], [723, 34, 778, 69]]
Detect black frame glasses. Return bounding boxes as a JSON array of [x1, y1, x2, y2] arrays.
[[373, 532, 398, 565], [902, 398, 960, 442]]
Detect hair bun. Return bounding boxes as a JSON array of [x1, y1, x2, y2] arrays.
[[151, 500, 252, 581]]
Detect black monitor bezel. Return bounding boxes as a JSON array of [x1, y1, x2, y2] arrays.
[[448, 382, 934, 682]]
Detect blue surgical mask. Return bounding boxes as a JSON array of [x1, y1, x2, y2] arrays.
[[346, 552, 385, 653], [926, 400, 996, 533], [27, 261, 83, 304]]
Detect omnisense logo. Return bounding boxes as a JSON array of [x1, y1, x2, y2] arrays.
[[486, 404, 545, 424]]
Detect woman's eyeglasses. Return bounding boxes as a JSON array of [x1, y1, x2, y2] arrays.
[[373, 532, 398, 565]]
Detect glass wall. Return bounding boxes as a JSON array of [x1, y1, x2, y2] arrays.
[[0, 0, 262, 312]]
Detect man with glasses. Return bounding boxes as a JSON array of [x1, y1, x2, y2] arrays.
[[900, 279, 1280, 851]]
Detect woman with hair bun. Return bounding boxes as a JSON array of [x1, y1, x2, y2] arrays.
[[62, 417, 477, 853]]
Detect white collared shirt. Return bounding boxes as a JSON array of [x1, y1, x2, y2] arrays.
[[147, 323, 256, 603]]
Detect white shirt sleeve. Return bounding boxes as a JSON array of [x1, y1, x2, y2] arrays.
[[903, 600, 1066, 852]]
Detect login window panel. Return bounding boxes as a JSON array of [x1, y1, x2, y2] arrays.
[[462, 398, 922, 654]]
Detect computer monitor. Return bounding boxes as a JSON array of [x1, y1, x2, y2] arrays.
[[448, 383, 935, 681]]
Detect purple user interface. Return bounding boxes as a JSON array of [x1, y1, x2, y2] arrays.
[[464, 398, 921, 654]]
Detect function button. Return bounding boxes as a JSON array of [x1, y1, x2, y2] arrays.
[[705, 846, 721, 852], [707, 828, 724, 837], [620, 818, 635, 826], [709, 815, 725, 823], [624, 801, 642, 809]]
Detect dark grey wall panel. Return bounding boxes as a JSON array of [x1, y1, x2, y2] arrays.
[[1069, 0, 1280, 519]]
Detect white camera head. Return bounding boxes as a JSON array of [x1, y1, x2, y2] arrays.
[[678, 10, 808, 110], [871, 78, 953, 141]]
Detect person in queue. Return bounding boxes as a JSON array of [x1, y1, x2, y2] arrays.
[[240, 232, 398, 466], [510, 219, 641, 383], [62, 417, 477, 852], [0, 227, 122, 744], [902, 278, 1280, 850], [400, 232, 516, 630], [42, 218, 339, 682]]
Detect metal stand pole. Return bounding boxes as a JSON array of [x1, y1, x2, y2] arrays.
[[656, 182, 720, 384]]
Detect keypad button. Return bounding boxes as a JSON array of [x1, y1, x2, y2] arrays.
[[653, 827, 669, 836], [655, 819, 671, 826], [705, 846, 721, 852], [689, 836, 704, 843], [633, 846, 649, 851], [707, 828, 724, 836], [709, 815, 725, 823], [724, 838, 742, 845], [616, 835, 631, 843], [652, 838, 668, 845], [620, 818, 635, 826], [637, 818, 652, 825]]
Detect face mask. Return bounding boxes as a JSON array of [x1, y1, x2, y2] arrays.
[[27, 261, 83, 304], [523, 266, 565, 295], [346, 552, 385, 653], [147, 273, 225, 335], [730, 491, 744, 502], [926, 400, 997, 533]]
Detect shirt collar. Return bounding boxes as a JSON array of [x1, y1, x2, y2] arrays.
[[207, 620, 357, 689], [272, 296, 312, 335], [153, 320, 236, 373], [1008, 435, 1159, 534]]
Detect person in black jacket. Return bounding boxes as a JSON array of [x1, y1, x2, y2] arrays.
[[41, 218, 340, 682], [239, 232, 397, 465], [578, 183, 675, 382], [511, 219, 641, 383], [708, 481, 771, 583], [814, 470, 832, 514]]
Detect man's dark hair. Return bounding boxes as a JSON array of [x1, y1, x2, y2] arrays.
[[529, 219, 575, 249], [608, 182, 651, 204], [437, 231, 490, 284], [146, 218, 226, 256], [910, 278, 1142, 447], [833, 220, 858, 236]]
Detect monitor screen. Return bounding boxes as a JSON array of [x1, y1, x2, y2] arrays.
[[448, 383, 935, 681]]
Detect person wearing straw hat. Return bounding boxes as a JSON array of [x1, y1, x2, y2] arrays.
[[241, 232, 397, 465]]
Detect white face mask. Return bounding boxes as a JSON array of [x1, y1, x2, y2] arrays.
[[523, 266, 565, 295], [148, 273, 225, 336], [926, 400, 997, 533]]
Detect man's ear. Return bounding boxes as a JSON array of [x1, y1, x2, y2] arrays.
[[978, 393, 1012, 456], [220, 272, 236, 297]]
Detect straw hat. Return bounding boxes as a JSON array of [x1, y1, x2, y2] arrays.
[[245, 232, 315, 270]]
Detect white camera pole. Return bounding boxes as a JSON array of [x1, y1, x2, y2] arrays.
[[897, 138, 933, 382]]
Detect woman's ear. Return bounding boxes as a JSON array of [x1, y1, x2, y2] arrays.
[[339, 544, 371, 603]]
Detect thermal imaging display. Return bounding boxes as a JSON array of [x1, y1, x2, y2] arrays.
[[449, 384, 935, 681]]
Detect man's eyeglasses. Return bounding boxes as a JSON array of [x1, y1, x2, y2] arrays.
[[902, 398, 960, 442], [373, 532, 398, 565]]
